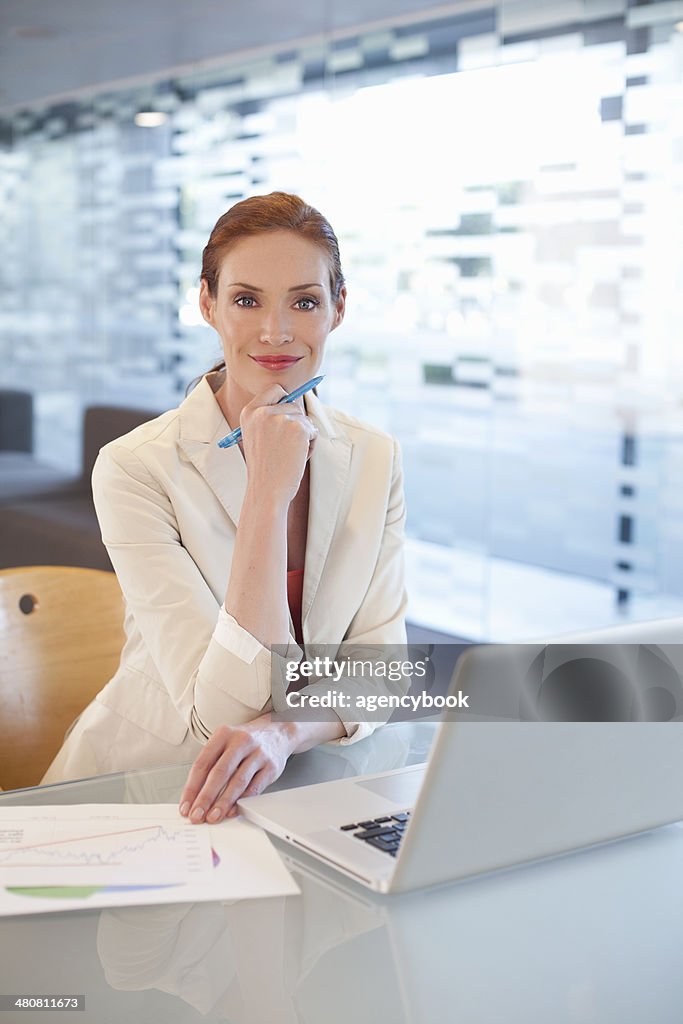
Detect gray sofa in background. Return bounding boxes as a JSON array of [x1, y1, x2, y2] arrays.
[[0, 389, 80, 504], [0, 389, 33, 453], [0, 396, 160, 570]]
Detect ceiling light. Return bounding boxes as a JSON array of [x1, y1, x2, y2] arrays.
[[675, 21, 683, 32], [134, 110, 168, 128]]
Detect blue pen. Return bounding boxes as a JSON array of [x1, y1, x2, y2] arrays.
[[217, 375, 324, 449]]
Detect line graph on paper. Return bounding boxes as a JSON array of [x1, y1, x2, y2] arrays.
[[0, 810, 215, 887]]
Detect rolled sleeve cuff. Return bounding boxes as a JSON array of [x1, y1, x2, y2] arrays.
[[326, 720, 376, 745], [214, 606, 268, 663], [214, 606, 304, 664], [192, 610, 305, 735]]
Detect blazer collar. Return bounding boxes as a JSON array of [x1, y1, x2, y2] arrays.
[[300, 389, 353, 628], [177, 372, 353, 634], [177, 372, 247, 528]]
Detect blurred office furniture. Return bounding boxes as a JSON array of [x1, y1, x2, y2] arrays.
[[0, 404, 159, 570], [0, 389, 80, 504], [0, 388, 33, 452], [0, 565, 126, 790]]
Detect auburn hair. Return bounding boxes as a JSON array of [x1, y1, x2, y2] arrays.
[[188, 191, 344, 392], [201, 191, 344, 300]]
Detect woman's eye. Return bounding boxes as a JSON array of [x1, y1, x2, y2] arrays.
[[235, 295, 257, 308], [296, 297, 319, 311]]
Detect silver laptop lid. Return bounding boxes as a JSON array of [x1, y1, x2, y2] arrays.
[[390, 641, 683, 892]]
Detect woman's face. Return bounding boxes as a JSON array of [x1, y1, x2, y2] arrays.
[[199, 229, 345, 404]]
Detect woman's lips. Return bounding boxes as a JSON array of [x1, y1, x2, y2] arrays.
[[250, 356, 303, 369]]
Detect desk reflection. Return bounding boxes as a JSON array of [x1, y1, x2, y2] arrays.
[[2, 721, 683, 1023], [96, 819, 683, 1024]]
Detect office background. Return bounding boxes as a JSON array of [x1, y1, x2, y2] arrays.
[[1, 0, 683, 641]]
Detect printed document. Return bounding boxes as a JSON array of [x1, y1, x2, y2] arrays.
[[0, 804, 298, 916]]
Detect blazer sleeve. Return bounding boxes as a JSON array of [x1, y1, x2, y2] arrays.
[[92, 443, 303, 743]]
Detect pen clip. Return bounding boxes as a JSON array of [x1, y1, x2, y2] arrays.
[[217, 427, 242, 449]]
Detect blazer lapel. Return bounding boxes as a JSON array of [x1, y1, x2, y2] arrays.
[[301, 391, 352, 632], [177, 373, 248, 529], [176, 375, 353, 636]]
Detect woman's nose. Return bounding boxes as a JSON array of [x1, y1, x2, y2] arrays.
[[259, 309, 293, 345]]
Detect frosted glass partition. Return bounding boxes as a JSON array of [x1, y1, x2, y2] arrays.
[[2, 1, 683, 640]]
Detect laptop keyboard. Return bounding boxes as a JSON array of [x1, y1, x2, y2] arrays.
[[339, 811, 411, 857]]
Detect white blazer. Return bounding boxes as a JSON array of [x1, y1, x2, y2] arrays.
[[43, 371, 407, 782]]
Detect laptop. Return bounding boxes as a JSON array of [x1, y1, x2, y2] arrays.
[[239, 620, 683, 893]]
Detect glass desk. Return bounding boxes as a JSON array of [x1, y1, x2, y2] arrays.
[[1, 720, 683, 1023]]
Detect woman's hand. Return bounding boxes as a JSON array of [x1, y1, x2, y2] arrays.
[[239, 385, 318, 506], [178, 714, 296, 824]]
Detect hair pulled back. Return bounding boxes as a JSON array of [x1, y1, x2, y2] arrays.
[[201, 191, 344, 300], [191, 192, 344, 390]]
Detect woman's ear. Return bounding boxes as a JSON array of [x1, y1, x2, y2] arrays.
[[199, 278, 215, 326], [331, 285, 347, 332]]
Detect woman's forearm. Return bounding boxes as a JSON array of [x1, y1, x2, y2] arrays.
[[281, 715, 346, 753], [225, 484, 290, 648]]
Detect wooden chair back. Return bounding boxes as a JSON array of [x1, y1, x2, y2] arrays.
[[0, 566, 125, 790]]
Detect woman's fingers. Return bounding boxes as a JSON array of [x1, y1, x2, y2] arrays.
[[239, 396, 317, 504], [179, 718, 293, 824], [179, 725, 252, 819], [225, 765, 273, 819], [203, 751, 266, 822], [189, 740, 257, 822], [178, 736, 224, 815], [241, 384, 288, 415]]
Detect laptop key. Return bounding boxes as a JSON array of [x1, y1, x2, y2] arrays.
[[339, 823, 358, 831], [377, 837, 400, 849], [365, 836, 398, 854], [391, 813, 409, 822], [355, 826, 397, 841], [358, 820, 376, 829], [374, 816, 392, 823]]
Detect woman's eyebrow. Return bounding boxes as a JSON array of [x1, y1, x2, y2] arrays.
[[227, 282, 324, 292]]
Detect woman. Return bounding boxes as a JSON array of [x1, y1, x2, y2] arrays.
[[42, 192, 407, 825]]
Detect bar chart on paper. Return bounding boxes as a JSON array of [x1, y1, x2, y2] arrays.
[[0, 805, 214, 886]]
